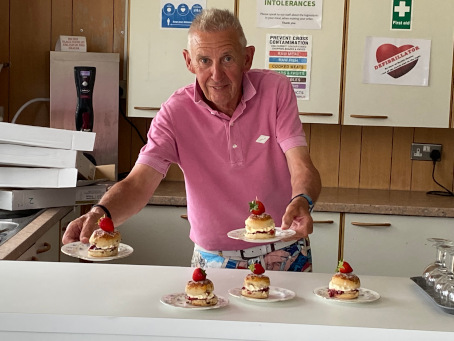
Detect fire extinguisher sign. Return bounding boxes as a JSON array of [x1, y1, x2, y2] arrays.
[[391, 0, 412, 30]]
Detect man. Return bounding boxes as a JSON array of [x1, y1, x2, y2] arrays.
[[63, 9, 321, 271]]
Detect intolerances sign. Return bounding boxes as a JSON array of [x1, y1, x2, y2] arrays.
[[362, 36, 431, 86]]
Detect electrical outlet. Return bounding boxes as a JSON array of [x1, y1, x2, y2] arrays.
[[411, 143, 442, 161]]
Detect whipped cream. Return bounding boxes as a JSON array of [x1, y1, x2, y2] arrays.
[[187, 292, 215, 300]]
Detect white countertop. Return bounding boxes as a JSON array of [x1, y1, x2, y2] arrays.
[[0, 261, 452, 340]]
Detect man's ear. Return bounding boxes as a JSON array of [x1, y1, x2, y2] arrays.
[[183, 49, 195, 74], [244, 46, 255, 71]]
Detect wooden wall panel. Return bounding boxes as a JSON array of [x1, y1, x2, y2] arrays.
[[114, 0, 126, 80], [10, 0, 51, 126], [73, 0, 114, 53], [309, 124, 341, 188], [338, 125, 361, 188], [51, 0, 73, 47], [0, 0, 9, 122], [359, 126, 393, 189], [390, 127, 414, 190], [411, 128, 454, 192]]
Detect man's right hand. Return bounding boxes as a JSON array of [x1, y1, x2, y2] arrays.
[[62, 211, 104, 245]]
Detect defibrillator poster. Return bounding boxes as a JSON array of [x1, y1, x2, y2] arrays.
[[161, 0, 206, 29], [266, 34, 312, 100], [363, 37, 431, 86]]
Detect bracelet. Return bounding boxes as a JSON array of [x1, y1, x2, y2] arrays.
[[289, 193, 314, 212], [92, 204, 112, 219]]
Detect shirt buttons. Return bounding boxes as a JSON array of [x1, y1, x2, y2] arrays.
[[230, 122, 234, 126], [232, 144, 238, 149]]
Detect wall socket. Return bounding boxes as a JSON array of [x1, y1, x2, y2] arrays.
[[411, 143, 442, 161]]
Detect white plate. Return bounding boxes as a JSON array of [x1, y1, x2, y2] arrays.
[[61, 242, 134, 262], [160, 293, 229, 310], [313, 287, 380, 303], [227, 227, 296, 243], [228, 286, 296, 302]]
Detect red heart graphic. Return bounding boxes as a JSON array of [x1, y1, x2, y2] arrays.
[[376, 44, 418, 78]]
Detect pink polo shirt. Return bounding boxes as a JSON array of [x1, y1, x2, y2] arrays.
[[136, 69, 307, 251]]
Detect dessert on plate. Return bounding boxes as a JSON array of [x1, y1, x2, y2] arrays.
[[241, 263, 270, 299], [88, 216, 121, 257], [244, 198, 275, 239], [328, 260, 361, 299], [185, 268, 218, 306]]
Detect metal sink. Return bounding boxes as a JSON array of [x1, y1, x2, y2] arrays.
[[0, 209, 44, 246]]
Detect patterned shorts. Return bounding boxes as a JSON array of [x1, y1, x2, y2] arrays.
[[191, 239, 312, 272]]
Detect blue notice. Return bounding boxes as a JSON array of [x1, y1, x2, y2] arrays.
[[161, 3, 203, 29]]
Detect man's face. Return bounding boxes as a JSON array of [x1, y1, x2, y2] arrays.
[[183, 29, 254, 116]]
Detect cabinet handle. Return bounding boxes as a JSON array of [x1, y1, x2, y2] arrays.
[[351, 222, 391, 227], [134, 106, 160, 111], [299, 112, 333, 117], [180, 214, 188, 220], [350, 114, 388, 119], [36, 242, 51, 254], [313, 220, 334, 224]]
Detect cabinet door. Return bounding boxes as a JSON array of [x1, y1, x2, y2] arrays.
[[110, 205, 193, 266], [59, 206, 82, 263], [343, 213, 454, 277], [127, 0, 235, 118], [17, 222, 59, 262], [343, 0, 454, 127], [239, 0, 345, 124], [310, 212, 340, 273]]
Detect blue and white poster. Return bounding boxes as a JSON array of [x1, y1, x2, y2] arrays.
[[161, 1, 206, 29]]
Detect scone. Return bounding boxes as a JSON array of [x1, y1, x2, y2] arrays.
[[245, 198, 275, 239], [185, 268, 218, 306], [88, 216, 121, 257], [328, 260, 360, 300], [241, 263, 270, 299]]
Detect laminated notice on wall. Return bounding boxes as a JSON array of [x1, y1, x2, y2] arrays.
[[266, 34, 312, 100], [363, 37, 431, 86], [161, 0, 206, 29], [257, 0, 323, 29], [55, 36, 87, 52]]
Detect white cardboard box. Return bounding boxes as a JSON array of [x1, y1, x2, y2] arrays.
[[0, 143, 77, 168], [0, 167, 78, 188], [0, 183, 109, 211], [0, 122, 96, 151]]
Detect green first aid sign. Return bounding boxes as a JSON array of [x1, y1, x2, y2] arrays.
[[391, 0, 412, 30]]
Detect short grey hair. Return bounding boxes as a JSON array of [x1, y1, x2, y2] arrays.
[[188, 8, 247, 49]]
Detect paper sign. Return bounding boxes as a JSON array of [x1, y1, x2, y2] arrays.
[[257, 0, 323, 29], [161, 0, 206, 29], [363, 37, 431, 86], [55, 36, 87, 52], [266, 34, 312, 100]]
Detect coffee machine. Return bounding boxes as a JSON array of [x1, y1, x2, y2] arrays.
[[74, 66, 96, 132]]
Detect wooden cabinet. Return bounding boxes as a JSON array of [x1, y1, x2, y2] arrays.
[[110, 205, 193, 266], [310, 212, 341, 273], [59, 206, 82, 263], [343, 0, 454, 127], [239, 0, 345, 124], [17, 222, 59, 262], [127, 0, 235, 118], [343, 213, 454, 277]]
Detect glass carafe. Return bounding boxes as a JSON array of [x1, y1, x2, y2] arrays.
[[426, 244, 453, 287], [422, 240, 453, 282], [440, 250, 454, 307]]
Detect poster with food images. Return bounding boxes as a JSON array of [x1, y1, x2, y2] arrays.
[[265, 34, 312, 100], [363, 36, 431, 86]]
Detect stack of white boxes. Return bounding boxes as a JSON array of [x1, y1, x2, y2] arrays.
[[0, 122, 108, 211]]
